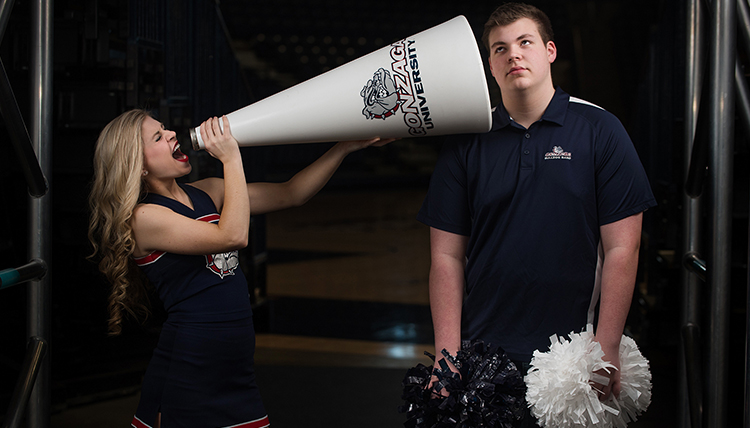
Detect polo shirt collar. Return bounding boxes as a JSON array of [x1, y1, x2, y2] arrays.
[[491, 86, 570, 131], [542, 87, 570, 126]]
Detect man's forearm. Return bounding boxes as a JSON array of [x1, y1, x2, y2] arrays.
[[596, 246, 639, 354], [596, 213, 643, 357], [430, 261, 464, 361], [428, 227, 469, 364]]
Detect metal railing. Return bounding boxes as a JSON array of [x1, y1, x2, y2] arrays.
[[2, 337, 48, 428], [0, 1, 53, 427], [0, 260, 47, 291], [682, 0, 742, 427], [0, 1, 46, 199], [0, 259, 48, 428]]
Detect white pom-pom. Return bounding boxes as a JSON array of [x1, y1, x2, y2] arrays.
[[524, 324, 652, 428]]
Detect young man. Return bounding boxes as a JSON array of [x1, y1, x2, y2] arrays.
[[417, 3, 656, 425]]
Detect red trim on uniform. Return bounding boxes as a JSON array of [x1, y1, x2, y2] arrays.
[[226, 415, 270, 428], [131, 415, 151, 428], [134, 251, 165, 266], [197, 213, 220, 223]]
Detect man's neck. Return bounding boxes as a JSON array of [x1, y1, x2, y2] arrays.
[[503, 84, 556, 129]]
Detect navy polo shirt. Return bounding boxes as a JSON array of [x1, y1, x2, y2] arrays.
[[417, 87, 656, 362]]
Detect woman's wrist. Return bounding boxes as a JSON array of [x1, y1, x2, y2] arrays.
[[331, 141, 357, 157]]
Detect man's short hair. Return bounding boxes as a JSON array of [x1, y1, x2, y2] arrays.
[[482, 3, 555, 51]]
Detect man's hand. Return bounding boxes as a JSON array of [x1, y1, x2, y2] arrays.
[[426, 356, 460, 398], [592, 343, 621, 401]]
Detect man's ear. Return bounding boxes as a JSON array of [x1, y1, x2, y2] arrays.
[[547, 41, 557, 64]]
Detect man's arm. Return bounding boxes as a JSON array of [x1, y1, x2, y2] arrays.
[[594, 212, 643, 400], [429, 227, 469, 371]]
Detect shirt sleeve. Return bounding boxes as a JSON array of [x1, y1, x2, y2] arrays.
[[594, 113, 657, 225], [417, 136, 473, 236]]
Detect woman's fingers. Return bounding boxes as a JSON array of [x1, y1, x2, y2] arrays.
[[211, 116, 223, 135]]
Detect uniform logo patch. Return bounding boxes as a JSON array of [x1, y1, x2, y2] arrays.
[[544, 146, 572, 160], [206, 251, 240, 279]]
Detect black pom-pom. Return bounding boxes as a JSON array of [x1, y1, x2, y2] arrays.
[[399, 340, 526, 428]]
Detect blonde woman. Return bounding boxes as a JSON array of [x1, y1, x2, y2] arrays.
[[88, 109, 390, 428]]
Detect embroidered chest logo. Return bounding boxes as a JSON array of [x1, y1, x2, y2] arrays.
[[206, 251, 240, 279], [544, 146, 572, 160]]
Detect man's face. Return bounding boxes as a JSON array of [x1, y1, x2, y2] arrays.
[[487, 17, 556, 95]]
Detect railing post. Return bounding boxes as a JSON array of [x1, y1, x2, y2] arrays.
[[27, 0, 53, 427], [737, 2, 750, 426], [682, 0, 705, 426], [707, 1, 736, 428]]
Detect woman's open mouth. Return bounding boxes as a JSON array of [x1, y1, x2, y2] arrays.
[[172, 144, 189, 162]]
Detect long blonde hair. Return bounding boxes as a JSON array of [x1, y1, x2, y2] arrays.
[[88, 109, 151, 335]]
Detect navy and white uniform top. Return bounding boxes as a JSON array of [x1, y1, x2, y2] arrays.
[[134, 183, 251, 323], [417, 87, 657, 362], [131, 184, 268, 428]]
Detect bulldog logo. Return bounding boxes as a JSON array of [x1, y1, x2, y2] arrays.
[[360, 68, 402, 120], [544, 145, 572, 160], [206, 250, 240, 279]]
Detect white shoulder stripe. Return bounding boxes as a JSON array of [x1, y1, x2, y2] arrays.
[[569, 96, 605, 110]]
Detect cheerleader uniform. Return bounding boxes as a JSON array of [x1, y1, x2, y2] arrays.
[[130, 184, 269, 428]]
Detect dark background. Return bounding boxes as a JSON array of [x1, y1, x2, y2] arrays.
[[0, 0, 744, 426]]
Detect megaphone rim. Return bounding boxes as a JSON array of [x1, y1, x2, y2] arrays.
[[189, 126, 203, 151]]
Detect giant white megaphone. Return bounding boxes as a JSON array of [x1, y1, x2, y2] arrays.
[[190, 15, 491, 150]]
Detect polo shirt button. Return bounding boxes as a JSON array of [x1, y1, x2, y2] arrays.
[[524, 150, 530, 155], [525, 133, 531, 138]]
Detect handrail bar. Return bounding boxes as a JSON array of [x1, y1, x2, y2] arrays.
[[0, 0, 15, 42], [736, 0, 750, 138], [1, 337, 48, 428], [683, 252, 707, 282], [738, 0, 750, 60], [736, 59, 750, 136], [0, 259, 47, 290], [0, 57, 48, 198]]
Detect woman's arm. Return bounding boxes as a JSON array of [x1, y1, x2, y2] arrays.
[[245, 138, 391, 215]]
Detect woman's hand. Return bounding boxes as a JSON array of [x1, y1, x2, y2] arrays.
[[199, 115, 240, 163]]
